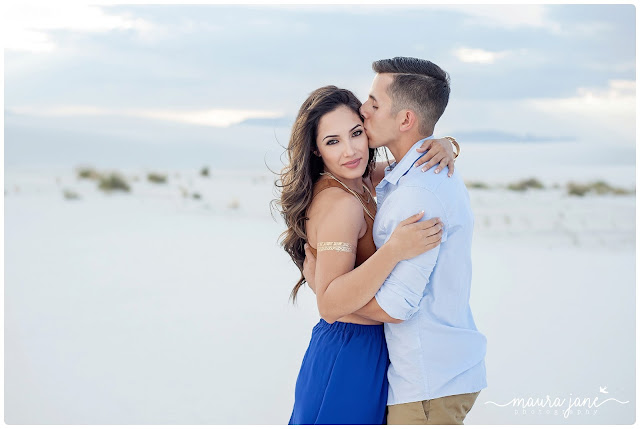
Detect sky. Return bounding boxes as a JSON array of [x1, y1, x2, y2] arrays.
[[3, 3, 637, 170]]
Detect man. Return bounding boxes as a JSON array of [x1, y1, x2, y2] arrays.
[[304, 57, 487, 424]]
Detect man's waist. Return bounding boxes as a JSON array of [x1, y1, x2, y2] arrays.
[[386, 358, 487, 405]]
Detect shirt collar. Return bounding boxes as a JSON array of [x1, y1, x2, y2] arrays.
[[381, 135, 434, 186]]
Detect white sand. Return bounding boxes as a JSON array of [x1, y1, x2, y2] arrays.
[[3, 165, 635, 424]]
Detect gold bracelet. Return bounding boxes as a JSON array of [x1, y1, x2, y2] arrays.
[[444, 136, 460, 160], [317, 241, 356, 253]]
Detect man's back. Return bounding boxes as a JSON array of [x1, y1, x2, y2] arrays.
[[372, 138, 487, 405]]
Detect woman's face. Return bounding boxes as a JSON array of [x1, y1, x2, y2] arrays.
[[315, 105, 369, 182]]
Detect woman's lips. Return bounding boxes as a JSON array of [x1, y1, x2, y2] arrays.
[[343, 158, 361, 168]]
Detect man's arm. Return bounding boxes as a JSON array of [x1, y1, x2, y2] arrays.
[[303, 186, 449, 323], [364, 186, 449, 322], [351, 296, 403, 323]]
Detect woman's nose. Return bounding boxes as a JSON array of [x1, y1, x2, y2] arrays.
[[344, 141, 356, 156]]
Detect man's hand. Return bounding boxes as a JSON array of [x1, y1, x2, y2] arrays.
[[414, 137, 457, 176], [303, 243, 317, 295]]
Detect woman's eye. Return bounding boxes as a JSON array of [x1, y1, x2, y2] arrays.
[[327, 139, 338, 145], [352, 130, 363, 137]]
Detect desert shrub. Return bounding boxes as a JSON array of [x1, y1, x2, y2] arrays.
[[568, 180, 633, 197], [76, 166, 101, 181], [98, 172, 131, 193], [63, 189, 80, 200], [567, 182, 589, 196], [465, 181, 489, 189], [192, 193, 201, 200], [147, 172, 167, 184], [507, 178, 544, 191], [200, 166, 209, 177]]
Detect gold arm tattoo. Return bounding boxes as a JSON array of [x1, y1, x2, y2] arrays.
[[316, 242, 356, 253]]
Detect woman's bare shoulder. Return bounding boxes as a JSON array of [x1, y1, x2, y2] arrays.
[[308, 186, 363, 227], [310, 187, 364, 218]]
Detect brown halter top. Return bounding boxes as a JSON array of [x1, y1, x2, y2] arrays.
[[307, 175, 378, 267]]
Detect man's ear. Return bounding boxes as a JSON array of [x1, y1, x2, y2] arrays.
[[398, 109, 418, 133]]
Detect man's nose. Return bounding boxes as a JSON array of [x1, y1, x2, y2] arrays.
[[360, 105, 368, 118]]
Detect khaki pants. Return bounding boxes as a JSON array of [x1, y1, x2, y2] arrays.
[[386, 391, 481, 425]]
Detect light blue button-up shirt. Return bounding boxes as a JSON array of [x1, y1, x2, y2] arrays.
[[373, 137, 487, 405]]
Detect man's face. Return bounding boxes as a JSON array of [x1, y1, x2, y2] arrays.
[[360, 73, 399, 149]]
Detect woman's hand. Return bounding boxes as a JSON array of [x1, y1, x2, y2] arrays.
[[414, 137, 457, 176], [387, 212, 444, 262]]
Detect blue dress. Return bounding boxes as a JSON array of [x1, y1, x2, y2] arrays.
[[288, 319, 390, 425]]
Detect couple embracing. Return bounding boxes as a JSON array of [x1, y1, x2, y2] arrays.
[[274, 56, 487, 425]]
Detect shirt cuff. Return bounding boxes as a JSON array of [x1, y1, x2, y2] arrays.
[[375, 284, 417, 321]]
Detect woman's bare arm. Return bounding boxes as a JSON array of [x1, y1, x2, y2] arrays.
[[309, 189, 442, 324]]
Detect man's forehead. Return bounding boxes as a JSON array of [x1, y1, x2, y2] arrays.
[[370, 73, 392, 97]]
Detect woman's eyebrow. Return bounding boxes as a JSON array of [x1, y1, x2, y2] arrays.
[[322, 124, 362, 142]]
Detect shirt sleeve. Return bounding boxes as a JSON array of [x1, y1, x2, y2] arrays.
[[374, 186, 449, 321]]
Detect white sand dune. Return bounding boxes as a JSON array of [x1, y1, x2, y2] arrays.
[[3, 166, 635, 424]]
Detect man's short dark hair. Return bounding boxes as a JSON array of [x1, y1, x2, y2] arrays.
[[372, 57, 450, 135]]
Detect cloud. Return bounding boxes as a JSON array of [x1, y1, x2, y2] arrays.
[[453, 47, 512, 64], [7, 105, 285, 128], [3, 4, 154, 53], [429, 5, 561, 33], [526, 80, 635, 116]]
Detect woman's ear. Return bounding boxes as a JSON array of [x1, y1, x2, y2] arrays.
[[313, 149, 321, 157]]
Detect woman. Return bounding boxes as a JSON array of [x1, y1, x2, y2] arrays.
[[273, 86, 457, 424]]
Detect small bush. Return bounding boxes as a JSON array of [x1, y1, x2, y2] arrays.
[[147, 172, 167, 184], [192, 193, 201, 200], [200, 166, 209, 177], [63, 189, 80, 200], [76, 166, 101, 181], [567, 182, 589, 197], [466, 181, 489, 189], [568, 180, 633, 197], [98, 173, 131, 193], [507, 178, 544, 191], [507, 177, 544, 191]]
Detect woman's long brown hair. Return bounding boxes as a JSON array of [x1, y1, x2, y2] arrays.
[[272, 86, 376, 303]]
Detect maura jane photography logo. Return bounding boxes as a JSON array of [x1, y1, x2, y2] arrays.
[[485, 387, 630, 418]]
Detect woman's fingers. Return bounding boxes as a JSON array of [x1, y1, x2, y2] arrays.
[[415, 139, 434, 153], [414, 151, 434, 167], [415, 143, 440, 167], [447, 158, 455, 177], [434, 157, 449, 174], [419, 218, 442, 229], [405, 217, 439, 231], [398, 210, 425, 227], [422, 153, 446, 173], [424, 229, 444, 247]]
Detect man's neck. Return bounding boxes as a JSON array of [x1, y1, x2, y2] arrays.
[[387, 131, 432, 164]]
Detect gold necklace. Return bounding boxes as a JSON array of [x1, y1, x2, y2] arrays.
[[320, 171, 375, 221]]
